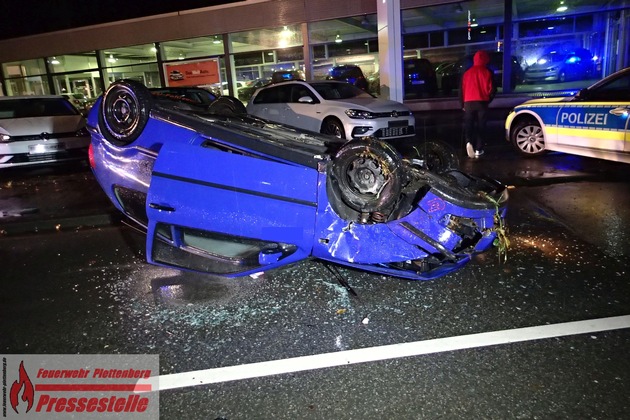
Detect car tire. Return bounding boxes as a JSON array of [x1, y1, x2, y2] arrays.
[[98, 79, 152, 146], [321, 118, 346, 139], [330, 138, 403, 213], [412, 140, 460, 173], [425, 170, 505, 210], [208, 96, 247, 116], [510, 118, 546, 156]]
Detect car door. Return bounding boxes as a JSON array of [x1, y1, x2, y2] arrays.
[[555, 72, 630, 155], [249, 84, 293, 125], [145, 140, 319, 277], [285, 84, 322, 133]]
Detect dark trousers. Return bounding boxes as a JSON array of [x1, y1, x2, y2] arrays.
[[463, 101, 489, 151]]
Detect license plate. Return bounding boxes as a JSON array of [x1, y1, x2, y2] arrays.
[[381, 127, 408, 137], [388, 120, 407, 128], [29, 143, 63, 154]]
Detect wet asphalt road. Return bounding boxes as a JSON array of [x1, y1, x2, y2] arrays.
[[1, 131, 630, 419]]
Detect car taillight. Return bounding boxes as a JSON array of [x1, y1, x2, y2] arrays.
[[88, 143, 95, 169]]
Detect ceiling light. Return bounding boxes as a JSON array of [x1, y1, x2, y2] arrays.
[[50, 57, 60, 65], [335, 33, 342, 43], [212, 36, 221, 44], [557, 1, 568, 12], [107, 54, 117, 63]]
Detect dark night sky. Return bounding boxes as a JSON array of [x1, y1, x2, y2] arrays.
[[0, 0, 243, 40]]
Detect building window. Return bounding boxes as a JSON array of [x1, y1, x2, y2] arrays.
[[400, 0, 629, 99], [161, 37, 224, 61], [308, 16, 379, 95], [100, 44, 158, 89], [2, 58, 48, 95], [229, 25, 304, 101]]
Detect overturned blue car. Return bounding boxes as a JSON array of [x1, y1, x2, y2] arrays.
[[87, 80, 508, 281]]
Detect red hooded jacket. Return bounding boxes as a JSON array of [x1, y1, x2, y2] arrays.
[[460, 50, 496, 105]]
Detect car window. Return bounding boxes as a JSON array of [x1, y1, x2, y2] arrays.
[[253, 85, 293, 104], [0, 98, 78, 119], [310, 82, 371, 100], [585, 72, 630, 101], [290, 86, 314, 103]]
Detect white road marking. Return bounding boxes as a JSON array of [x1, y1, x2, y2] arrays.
[[157, 315, 630, 391]]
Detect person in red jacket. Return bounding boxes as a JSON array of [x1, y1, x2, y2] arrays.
[[460, 50, 496, 158]]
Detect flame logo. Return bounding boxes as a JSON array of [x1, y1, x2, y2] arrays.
[[10, 361, 34, 414]]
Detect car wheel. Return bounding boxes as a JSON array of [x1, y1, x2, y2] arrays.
[[425, 170, 505, 210], [511, 118, 545, 156], [208, 96, 247, 115], [98, 79, 152, 146], [321, 118, 346, 139], [412, 140, 459, 173], [330, 138, 403, 213]]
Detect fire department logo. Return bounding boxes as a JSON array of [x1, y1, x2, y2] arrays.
[[2, 355, 159, 418], [9, 361, 34, 414]]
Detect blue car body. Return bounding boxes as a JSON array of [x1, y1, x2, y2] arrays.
[[87, 80, 507, 281]]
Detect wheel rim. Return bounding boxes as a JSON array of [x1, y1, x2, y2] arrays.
[[515, 124, 544, 154], [326, 121, 343, 138], [346, 157, 387, 196], [330, 139, 402, 213], [106, 88, 140, 137]]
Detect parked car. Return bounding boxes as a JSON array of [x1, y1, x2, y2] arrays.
[[0, 96, 90, 168], [403, 58, 438, 98], [247, 79, 416, 140], [238, 77, 272, 102], [88, 79, 508, 281], [207, 81, 246, 96], [326, 65, 369, 91], [434, 62, 456, 93], [524, 48, 595, 83], [505, 66, 630, 163], [272, 70, 305, 83], [62, 92, 90, 112], [440, 52, 524, 92]]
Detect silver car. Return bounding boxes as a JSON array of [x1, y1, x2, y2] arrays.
[[0, 96, 90, 168], [246, 80, 415, 140]]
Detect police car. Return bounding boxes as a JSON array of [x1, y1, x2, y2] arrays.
[[505, 66, 630, 164]]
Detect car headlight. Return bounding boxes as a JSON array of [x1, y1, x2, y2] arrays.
[[0, 134, 10, 142], [345, 109, 376, 119]]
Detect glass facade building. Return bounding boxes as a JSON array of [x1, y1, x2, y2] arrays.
[[0, 0, 628, 107]]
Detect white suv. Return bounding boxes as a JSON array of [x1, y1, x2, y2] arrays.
[[246, 80, 415, 140]]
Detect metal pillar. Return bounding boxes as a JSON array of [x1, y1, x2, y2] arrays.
[[377, 0, 403, 102]]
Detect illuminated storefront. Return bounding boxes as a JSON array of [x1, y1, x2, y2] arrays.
[[0, 0, 628, 105]]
